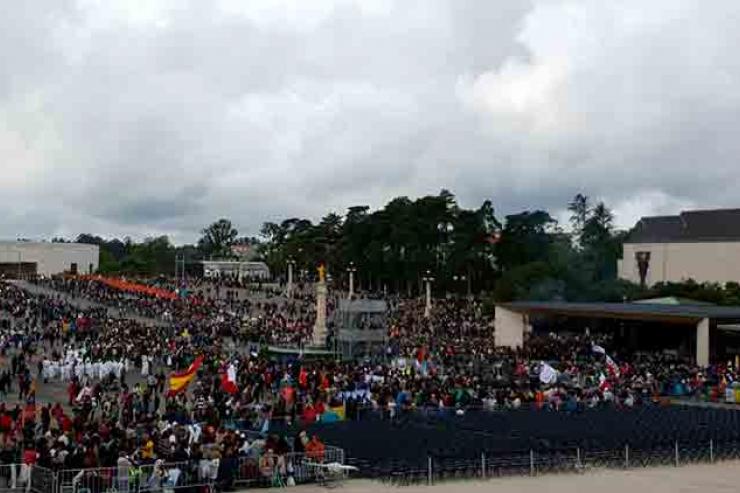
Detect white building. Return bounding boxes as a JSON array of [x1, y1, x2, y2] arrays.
[[0, 241, 99, 277], [201, 260, 271, 280], [619, 208, 740, 287]]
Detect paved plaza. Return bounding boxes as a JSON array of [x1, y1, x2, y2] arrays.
[[294, 461, 740, 493]]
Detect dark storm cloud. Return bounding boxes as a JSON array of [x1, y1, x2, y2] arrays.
[[2, 1, 739, 243]]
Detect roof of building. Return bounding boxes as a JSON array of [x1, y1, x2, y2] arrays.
[[632, 296, 716, 306], [500, 301, 740, 323], [625, 208, 740, 243], [201, 260, 269, 268], [337, 299, 388, 313], [0, 241, 99, 251]]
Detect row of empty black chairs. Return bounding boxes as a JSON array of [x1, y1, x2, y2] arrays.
[[296, 405, 740, 480]]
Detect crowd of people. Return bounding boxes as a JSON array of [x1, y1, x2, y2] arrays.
[[0, 274, 738, 489]]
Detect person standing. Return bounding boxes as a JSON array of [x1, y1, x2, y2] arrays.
[[117, 452, 132, 493], [141, 354, 150, 378]]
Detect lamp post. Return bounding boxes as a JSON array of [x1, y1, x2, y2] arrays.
[[452, 274, 468, 297], [346, 262, 357, 299], [286, 258, 296, 298], [422, 270, 435, 318]]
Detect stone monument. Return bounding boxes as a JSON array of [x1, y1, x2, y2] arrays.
[[313, 264, 328, 347]]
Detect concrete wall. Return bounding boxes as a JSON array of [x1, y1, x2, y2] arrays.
[[696, 318, 710, 367], [0, 242, 99, 276], [620, 241, 740, 286]]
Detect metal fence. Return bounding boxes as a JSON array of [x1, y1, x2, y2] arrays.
[[375, 439, 740, 486], [0, 445, 346, 493], [0, 464, 55, 493], [30, 467, 56, 493], [7, 439, 740, 490], [0, 464, 29, 493], [233, 445, 346, 488], [56, 461, 213, 493]]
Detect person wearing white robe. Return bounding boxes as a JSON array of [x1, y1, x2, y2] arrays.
[[42, 360, 51, 381]]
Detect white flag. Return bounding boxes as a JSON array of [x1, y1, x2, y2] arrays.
[[591, 344, 606, 355], [539, 362, 558, 385], [605, 354, 620, 377]]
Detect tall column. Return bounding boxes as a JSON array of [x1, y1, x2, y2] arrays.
[[347, 262, 356, 300], [287, 259, 295, 298], [422, 271, 434, 318], [425, 280, 432, 317], [696, 318, 710, 367], [313, 266, 328, 347]]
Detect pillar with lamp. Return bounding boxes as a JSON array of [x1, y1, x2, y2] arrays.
[[346, 262, 357, 299], [422, 270, 435, 318]]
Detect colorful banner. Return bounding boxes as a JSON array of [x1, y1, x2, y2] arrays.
[[321, 404, 346, 422], [81, 275, 178, 300]]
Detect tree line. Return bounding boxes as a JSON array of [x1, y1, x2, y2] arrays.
[[56, 190, 740, 305]]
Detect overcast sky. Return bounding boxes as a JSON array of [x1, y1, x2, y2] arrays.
[[3, 0, 740, 244]]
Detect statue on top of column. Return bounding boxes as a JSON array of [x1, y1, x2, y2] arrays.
[[317, 264, 326, 284]]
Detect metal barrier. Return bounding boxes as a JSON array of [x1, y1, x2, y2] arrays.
[[375, 439, 740, 486], [5, 439, 740, 490], [0, 464, 24, 493], [50, 446, 346, 493], [30, 466, 56, 493], [233, 445, 346, 488], [56, 461, 212, 493], [0, 464, 53, 493]]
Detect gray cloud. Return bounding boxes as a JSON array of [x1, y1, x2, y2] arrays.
[[1, 0, 739, 243]]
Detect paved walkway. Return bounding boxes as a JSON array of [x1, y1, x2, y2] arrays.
[[290, 460, 740, 493]]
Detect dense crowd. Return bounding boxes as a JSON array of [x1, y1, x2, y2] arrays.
[[0, 275, 739, 489], [32, 277, 337, 348]]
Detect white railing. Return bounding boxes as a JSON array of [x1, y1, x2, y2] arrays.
[[15, 444, 347, 493]]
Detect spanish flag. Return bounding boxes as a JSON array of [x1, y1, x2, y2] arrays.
[[168, 355, 204, 396]]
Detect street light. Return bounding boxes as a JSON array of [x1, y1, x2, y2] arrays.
[[346, 262, 357, 299], [422, 270, 435, 318], [452, 274, 468, 296], [286, 257, 296, 297]]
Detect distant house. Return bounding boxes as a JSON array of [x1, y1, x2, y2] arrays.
[[619, 208, 740, 287], [231, 243, 257, 260], [0, 241, 99, 277]]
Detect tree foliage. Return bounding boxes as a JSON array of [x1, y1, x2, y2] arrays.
[[492, 194, 628, 302], [58, 191, 702, 305], [258, 190, 499, 294], [198, 219, 239, 258]]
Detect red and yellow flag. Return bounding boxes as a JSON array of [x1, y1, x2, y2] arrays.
[[168, 355, 204, 396]]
